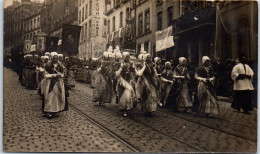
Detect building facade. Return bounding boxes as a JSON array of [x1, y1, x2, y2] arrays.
[[106, 0, 134, 51], [24, 11, 41, 41], [4, 0, 43, 60], [46, 0, 78, 38], [216, 1, 258, 62], [172, 0, 216, 65], [78, 0, 110, 58], [4, 0, 43, 47], [106, 0, 177, 57]]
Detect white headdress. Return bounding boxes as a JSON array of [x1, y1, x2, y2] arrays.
[[58, 54, 63, 57], [143, 53, 151, 61], [122, 52, 130, 59], [202, 56, 210, 65], [114, 45, 120, 53], [107, 46, 113, 53], [154, 57, 161, 63], [114, 45, 122, 59], [138, 54, 144, 60], [103, 51, 109, 58], [178, 57, 186, 64], [130, 56, 135, 60], [50, 52, 58, 58], [44, 56, 49, 60], [165, 61, 171, 67], [110, 52, 115, 59]]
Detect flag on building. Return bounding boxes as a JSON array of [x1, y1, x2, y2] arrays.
[[155, 26, 174, 52]]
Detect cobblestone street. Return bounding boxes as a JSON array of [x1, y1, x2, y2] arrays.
[[3, 68, 257, 153]]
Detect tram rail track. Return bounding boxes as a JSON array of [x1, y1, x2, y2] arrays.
[[69, 90, 206, 152], [69, 87, 257, 144], [156, 109, 257, 143], [78, 83, 256, 128], [68, 101, 141, 152]]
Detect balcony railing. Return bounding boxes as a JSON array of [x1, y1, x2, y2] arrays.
[[172, 6, 216, 35]]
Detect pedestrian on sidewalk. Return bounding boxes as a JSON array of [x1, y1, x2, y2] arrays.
[[231, 54, 254, 114], [194, 56, 219, 116]]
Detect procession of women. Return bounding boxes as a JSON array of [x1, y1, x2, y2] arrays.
[[17, 45, 255, 119]]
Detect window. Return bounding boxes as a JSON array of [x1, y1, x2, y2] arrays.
[[126, 7, 130, 20], [34, 19, 36, 29], [85, 23, 88, 38], [138, 0, 145, 5], [37, 17, 40, 27], [82, 7, 85, 21], [112, 16, 115, 31], [81, 26, 84, 41], [167, 6, 173, 26], [89, 20, 91, 38], [157, 11, 162, 30], [115, 0, 120, 7], [108, 20, 110, 34], [144, 41, 149, 52], [132, 0, 136, 8], [89, 0, 92, 15], [31, 20, 33, 30], [120, 12, 123, 28], [85, 4, 88, 18], [79, 10, 81, 23], [103, 19, 107, 36], [138, 13, 143, 34], [144, 10, 150, 33], [156, 0, 162, 5], [137, 44, 141, 54]]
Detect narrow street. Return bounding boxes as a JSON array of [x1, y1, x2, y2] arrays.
[[3, 67, 257, 153]]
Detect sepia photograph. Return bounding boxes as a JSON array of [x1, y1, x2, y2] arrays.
[[3, 0, 258, 153]]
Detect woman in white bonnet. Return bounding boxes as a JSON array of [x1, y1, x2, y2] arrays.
[[194, 56, 219, 116], [160, 61, 174, 107], [115, 52, 136, 117], [173, 57, 192, 112], [42, 52, 66, 118], [92, 51, 114, 106], [136, 53, 162, 116]]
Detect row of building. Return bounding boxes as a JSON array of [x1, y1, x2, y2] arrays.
[[4, 0, 258, 65]]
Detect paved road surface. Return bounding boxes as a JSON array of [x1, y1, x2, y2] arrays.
[[3, 68, 257, 152]]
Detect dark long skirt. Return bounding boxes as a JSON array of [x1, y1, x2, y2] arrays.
[[231, 90, 253, 112]]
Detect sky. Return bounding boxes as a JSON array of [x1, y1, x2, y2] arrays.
[[4, 0, 45, 8], [4, 0, 13, 8]]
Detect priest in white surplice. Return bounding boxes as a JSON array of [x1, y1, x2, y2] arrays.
[[231, 54, 254, 114]]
